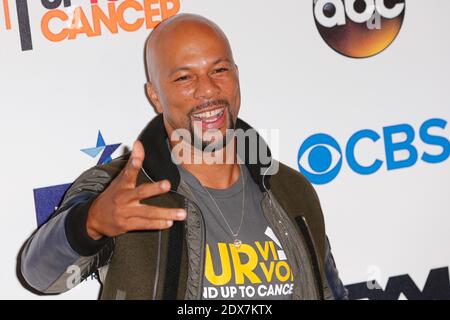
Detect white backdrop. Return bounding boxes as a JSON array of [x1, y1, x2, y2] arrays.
[[1, 0, 449, 299]]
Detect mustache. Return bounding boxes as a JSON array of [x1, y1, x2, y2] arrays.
[[189, 99, 230, 116]]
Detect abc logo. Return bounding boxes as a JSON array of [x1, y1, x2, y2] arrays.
[[298, 118, 450, 185], [313, 0, 406, 58]]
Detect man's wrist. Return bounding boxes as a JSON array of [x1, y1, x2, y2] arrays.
[[65, 196, 111, 256], [86, 205, 103, 241]]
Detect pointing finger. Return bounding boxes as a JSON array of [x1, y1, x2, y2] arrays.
[[121, 140, 145, 187]]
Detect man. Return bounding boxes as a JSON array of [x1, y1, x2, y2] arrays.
[[20, 13, 347, 300]]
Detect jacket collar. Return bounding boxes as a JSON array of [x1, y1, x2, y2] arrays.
[[138, 114, 272, 192]]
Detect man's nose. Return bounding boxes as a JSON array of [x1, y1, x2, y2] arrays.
[[194, 75, 220, 100]]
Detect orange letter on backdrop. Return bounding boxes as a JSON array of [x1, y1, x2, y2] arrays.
[[3, 0, 12, 30], [144, 0, 160, 29], [117, 0, 144, 32], [160, 0, 179, 19], [92, 3, 119, 35], [41, 9, 69, 42]]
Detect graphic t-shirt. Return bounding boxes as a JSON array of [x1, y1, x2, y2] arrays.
[[178, 165, 295, 300]]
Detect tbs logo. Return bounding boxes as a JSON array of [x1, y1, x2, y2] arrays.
[[297, 118, 449, 185], [313, 0, 406, 58]]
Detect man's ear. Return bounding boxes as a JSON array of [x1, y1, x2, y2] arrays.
[[146, 82, 163, 114]]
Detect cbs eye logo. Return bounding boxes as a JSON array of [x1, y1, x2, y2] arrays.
[[313, 0, 406, 58], [297, 134, 343, 185]]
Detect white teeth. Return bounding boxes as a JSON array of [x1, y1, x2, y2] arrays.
[[193, 107, 224, 120]]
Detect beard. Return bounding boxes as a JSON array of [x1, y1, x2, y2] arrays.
[[184, 99, 236, 152]]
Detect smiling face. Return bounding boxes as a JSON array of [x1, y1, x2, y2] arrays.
[[145, 14, 241, 150]]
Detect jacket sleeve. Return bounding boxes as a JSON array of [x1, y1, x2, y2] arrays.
[[324, 236, 348, 300], [20, 164, 122, 294]]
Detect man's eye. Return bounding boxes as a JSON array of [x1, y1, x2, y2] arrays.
[[174, 75, 189, 82], [213, 67, 228, 74]]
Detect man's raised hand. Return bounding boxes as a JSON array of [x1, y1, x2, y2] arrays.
[[86, 140, 186, 240]]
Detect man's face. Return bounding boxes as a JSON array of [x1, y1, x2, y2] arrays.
[[147, 22, 241, 150]]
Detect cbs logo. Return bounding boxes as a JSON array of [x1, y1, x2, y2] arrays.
[[297, 118, 450, 185], [313, 0, 406, 58]]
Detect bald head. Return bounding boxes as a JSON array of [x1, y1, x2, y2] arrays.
[[145, 13, 235, 84], [144, 13, 241, 150]]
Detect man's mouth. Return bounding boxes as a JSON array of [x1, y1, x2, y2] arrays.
[[191, 106, 227, 129]]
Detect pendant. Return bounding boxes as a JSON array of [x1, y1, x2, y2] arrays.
[[234, 239, 242, 249]]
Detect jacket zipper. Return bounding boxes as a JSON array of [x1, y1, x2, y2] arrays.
[[152, 230, 162, 300], [297, 216, 324, 300], [140, 167, 206, 300], [184, 197, 206, 300], [139, 168, 163, 300]]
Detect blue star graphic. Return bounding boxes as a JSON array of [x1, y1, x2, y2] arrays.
[[81, 131, 121, 165]]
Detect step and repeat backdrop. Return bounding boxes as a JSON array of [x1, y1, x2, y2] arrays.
[[1, 0, 449, 299]]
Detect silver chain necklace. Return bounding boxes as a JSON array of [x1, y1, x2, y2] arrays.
[[200, 165, 245, 249]]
